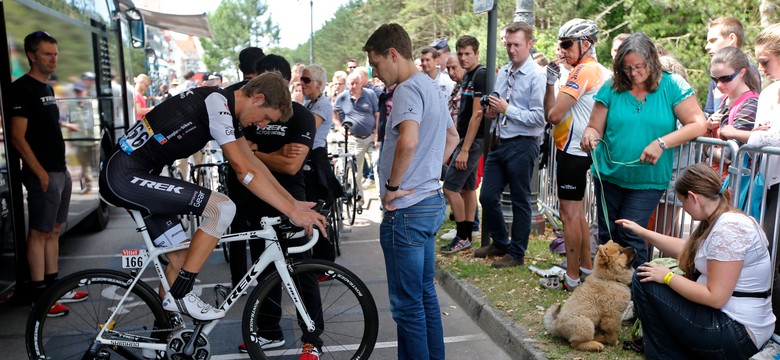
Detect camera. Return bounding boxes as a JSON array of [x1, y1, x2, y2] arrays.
[[480, 92, 500, 108]]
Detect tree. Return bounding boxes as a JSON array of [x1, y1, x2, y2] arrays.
[[201, 0, 280, 76]]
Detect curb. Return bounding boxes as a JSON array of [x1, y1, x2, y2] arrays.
[[436, 268, 548, 360]]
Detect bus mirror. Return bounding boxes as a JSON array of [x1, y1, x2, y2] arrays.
[[125, 9, 145, 48]]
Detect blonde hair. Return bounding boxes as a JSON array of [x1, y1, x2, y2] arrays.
[[756, 23, 780, 57], [241, 72, 292, 121]]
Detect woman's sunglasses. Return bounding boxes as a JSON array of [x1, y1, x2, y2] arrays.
[[710, 69, 741, 84], [300, 77, 312, 84]]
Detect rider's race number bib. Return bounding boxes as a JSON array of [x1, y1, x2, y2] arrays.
[[119, 117, 154, 154], [121, 249, 148, 269]]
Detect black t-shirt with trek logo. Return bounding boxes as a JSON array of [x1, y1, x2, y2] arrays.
[[116, 86, 244, 169], [9, 74, 65, 173], [227, 102, 315, 210]]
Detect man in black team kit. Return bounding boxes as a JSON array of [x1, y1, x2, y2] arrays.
[[224, 46, 265, 93], [100, 72, 326, 321], [10, 31, 87, 317], [226, 55, 323, 358]]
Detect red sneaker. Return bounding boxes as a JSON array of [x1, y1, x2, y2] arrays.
[[60, 290, 89, 303], [299, 343, 320, 360], [47, 303, 69, 317]]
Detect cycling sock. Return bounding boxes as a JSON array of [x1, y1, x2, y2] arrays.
[[44, 272, 59, 288], [170, 269, 198, 299], [30, 280, 46, 300]]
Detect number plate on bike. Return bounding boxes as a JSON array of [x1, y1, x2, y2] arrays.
[[121, 249, 148, 269]]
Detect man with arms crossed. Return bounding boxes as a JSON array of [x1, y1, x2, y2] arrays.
[[364, 23, 458, 359], [543, 19, 608, 289]]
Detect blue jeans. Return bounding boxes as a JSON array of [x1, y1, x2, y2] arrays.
[[632, 272, 759, 359], [479, 137, 539, 261], [380, 192, 446, 359], [593, 178, 663, 267]]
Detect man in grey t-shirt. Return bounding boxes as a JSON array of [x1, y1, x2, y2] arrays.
[[364, 23, 459, 359]]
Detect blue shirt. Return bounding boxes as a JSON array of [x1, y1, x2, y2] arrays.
[[333, 89, 378, 138], [303, 95, 332, 149], [491, 56, 547, 139]]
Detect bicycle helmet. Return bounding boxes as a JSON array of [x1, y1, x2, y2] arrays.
[[558, 18, 598, 43]]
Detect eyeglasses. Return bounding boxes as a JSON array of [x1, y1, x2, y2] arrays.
[[559, 39, 575, 50], [710, 69, 741, 84], [622, 63, 647, 74], [300, 76, 312, 84]]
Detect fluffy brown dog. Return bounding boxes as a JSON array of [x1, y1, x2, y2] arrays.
[[543, 240, 636, 351]]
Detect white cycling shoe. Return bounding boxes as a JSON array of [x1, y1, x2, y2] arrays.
[[162, 291, 225, 321]]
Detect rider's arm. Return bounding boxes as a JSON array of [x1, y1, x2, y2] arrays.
[[547, 92, 576, 125]]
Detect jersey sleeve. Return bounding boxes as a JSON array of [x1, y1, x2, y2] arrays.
[[560, 63, 603, 101], [291, 108, 316, 149], [204, 92, 239, 145], [8, 81, 30, 119]]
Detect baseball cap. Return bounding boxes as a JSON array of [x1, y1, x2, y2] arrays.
[[430, 37, 450, 52], [73, 81, 87, 92]]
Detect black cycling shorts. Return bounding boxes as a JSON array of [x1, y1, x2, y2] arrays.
[[556, 151, 592, 201]]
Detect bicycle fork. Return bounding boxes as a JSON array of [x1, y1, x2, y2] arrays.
[[274, 258, 316, 332]]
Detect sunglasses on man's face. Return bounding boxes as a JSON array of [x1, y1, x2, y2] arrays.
[[559, 39, 575, 50], [300, 76, 312, 84], [710, 69, 741, 84]]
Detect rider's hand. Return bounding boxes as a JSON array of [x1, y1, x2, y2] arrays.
[[294, 200, 317, 211], [289, 208, 327, 238], [546, 62, 561, 85]]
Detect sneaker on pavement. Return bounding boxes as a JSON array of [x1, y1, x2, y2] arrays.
[[440, 229, 457, 241], [473, 244, 508, 258], [299, 343, 321, 360], [442, 238, 472, 254], [59, 290, 89, 303], [47, 302, 69, 317], [491, 254, 524, 268], [162, 291, 225, 321], [238, 335, 286, 353]]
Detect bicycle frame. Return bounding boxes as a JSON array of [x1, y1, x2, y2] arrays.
[[92, 209, 319, 353]]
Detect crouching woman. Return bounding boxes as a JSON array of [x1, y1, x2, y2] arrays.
[[617, 163, 775, 359]]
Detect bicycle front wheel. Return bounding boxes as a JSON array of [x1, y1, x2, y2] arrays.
[[343, 159, 358, 226], [26, 269, 172, 360], [242, 260, 378, 359]]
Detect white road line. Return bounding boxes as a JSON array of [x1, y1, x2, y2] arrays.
[[210, 334, 486, 359]]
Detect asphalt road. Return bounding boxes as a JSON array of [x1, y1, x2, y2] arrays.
[[0, 188, 513, 359]]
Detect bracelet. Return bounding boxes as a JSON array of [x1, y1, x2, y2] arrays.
[[503, 107, 509, 116], [663, 272, 675, 285], [385, 180, 399, 192]]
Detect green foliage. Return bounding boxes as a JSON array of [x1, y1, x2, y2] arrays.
[[202, 0, 280, 74]]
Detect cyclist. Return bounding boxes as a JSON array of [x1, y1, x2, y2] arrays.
[[99, 72, 326, 321], [543, 18, 611, 290]]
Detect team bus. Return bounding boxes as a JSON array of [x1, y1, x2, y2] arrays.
[[0, 0, 146, 299]]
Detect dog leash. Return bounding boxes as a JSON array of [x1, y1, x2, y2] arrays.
[[590, 139, 648, 237]]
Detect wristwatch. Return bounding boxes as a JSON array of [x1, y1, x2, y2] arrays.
[[385, 180, 399, 192], [656, 137, 667, 150]]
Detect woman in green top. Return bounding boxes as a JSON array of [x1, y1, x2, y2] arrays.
[[580, 33, 706, 266]]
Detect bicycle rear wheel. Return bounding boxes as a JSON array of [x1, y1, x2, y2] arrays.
[[26, 269, 172, 360], [343, 159, 358, 226], [242, 260, 378, 359]]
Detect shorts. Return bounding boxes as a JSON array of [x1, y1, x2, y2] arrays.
[[443, 138, 484, 192], [556, 151, 592, 201], [100, 150, 213, 247], [22, 169, 72, 232]]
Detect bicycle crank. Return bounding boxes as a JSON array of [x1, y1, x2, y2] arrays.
[[167, 328, 211, 360]]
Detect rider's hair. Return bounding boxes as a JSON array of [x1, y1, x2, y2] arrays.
[[674, 163, 734, 279], [241, 72, 293, 121], [611, 33, 663, 93], [363, 23, 413, 60]]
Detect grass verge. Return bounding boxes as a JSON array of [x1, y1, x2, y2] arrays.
[[436, 222, 643, 360]]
